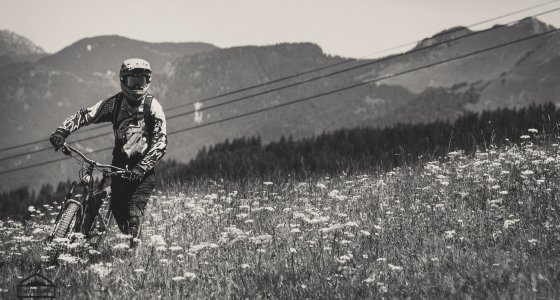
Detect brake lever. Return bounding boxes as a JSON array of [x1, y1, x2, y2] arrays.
[[60, 145, 71, 156]]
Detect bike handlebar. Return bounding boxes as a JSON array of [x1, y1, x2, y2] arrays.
[[61, 143, 127, 173]]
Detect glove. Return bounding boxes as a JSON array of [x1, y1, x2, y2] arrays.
[[128, 166, 146, 184], [49, 128, 70, 151]]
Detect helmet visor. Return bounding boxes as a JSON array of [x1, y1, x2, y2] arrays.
[[124, 75, 149, 90]]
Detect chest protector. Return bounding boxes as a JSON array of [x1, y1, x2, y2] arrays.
[[113, 94, 154, 159]]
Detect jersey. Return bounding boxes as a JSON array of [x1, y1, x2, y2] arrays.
[[58, 92, 167, 172]]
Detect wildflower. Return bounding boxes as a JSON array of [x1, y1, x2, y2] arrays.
[[149, 235, 167, 246], [290, 228, 301, 234], [521, 170, 534, 176], [360, 230, 371, 236], [316, 183, 327, 189], [344, 221, 359, 227], [263, 182, 273, 186], [90, 263, 112, 278], [240, 263, 251, 269], [89, 249, 101, 255], [363, 274, 376, 283], [52, 237, 69, 244], [159, 258, 170, 264], [520, 135, 530, 139], [445, 230, 456, 238], [528, 239, 538, 244], [388, 264, 403, 271], [289, 248, 297, 253], [244, 219, 254, 224], [184, 272, 196, 280], [32, 228, 44, 234], [28, 206, 36, 212], [376, 257, 387, 263], [112, 243, 129, 251], [133, 268, 145, 274], [169, 246, 183, 252], [172, 276, 185, 282], [337, 254, 352, 264], [57, 254, 80, 264], [499, 191, 508, 195], [504, 219, 520, 229], [528, 128, 538, 134]]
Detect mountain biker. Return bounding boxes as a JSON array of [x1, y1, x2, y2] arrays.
[[49, 58, 167, 247]]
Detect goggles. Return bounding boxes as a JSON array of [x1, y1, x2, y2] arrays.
[[124, 74, 150, 89]]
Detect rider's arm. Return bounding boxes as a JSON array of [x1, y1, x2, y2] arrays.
[[136, 98, 168, 172], [58, 95, 117, 133]]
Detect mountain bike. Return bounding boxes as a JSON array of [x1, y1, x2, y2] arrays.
[[46, 143, 131, 261]]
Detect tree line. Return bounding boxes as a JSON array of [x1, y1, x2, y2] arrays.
[[2, 103, 558, 219]]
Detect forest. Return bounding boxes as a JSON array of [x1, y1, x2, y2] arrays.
[[1, 102, 557, 219]]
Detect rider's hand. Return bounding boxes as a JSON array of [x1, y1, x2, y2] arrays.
[[128, 166, 146, 184], [49, 128, 70, 151]]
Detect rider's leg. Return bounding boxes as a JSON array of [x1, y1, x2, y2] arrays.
[[126, 171, 155, 247], [110, 176, 133, 235]]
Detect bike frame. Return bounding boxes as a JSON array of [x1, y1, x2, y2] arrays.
[[48, 143, 128, 243]]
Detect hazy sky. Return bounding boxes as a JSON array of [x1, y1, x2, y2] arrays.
[[2, 0, 560, 58]]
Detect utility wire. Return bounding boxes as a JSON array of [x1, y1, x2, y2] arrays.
[[1, 7, 558, 163], [1, 26, 557, 176], [1, 0, 558, 155]]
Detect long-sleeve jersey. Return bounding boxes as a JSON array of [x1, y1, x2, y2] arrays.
[[58, 92, 167, 172]]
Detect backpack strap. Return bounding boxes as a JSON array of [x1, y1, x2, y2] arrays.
[[113, 93, 123, 130], [143, 94, 154, 134]]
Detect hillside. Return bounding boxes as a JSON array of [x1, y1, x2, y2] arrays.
[[0, 30, 47, 66], [1, 139, 559, 298]]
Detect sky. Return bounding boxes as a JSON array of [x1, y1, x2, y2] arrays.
[[1, 0, 560, 58]]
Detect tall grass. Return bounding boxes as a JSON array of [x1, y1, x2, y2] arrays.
[[1, 133, 560, 298]]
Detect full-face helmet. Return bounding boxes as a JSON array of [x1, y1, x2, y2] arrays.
[[119, 58, 152, 102]]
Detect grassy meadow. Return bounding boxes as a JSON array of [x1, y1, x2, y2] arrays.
[[1, 134, 560, 298]]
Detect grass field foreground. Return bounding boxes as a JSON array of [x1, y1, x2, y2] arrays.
[[1, 135, 560, 298]]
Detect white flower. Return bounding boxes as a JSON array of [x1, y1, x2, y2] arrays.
[[444, 230, 456, 238], [528, 128, 538, 134], [184, 272, 196, 280], [240, 263, 251, 269], [290, 228, 301, 234], [360, 230, 371, 237], [57, 254, 80, 264], [169, 246, 183, 252], [149, 235, 167, 246], [172, 276, 185, 282], [499, 191, 508, 195], [504, 219, 520, 229], [112, 243, 129, 250], [363, 275, 376, 283], [520, 135, 530, 139], [316, 183, 327, 189], [528, 239, 538, 244], [388, 264, 403, 271], [28, 206, 36, 212], [521, 170, 534, 176], [263, 182, 273, 186], [289, 248, 297, 253], [133, 268, 145, 274], [52, 237, 69, 244]]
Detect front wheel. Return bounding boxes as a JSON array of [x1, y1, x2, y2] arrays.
[[47, 201, 80, 262]]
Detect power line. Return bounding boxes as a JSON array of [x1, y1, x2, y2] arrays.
[[2, 8, 558, 164], [1, 26, 557, 176], [1, 0, 558, 155]]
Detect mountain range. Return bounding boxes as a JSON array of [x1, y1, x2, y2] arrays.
[[0, 17, 559, 191]]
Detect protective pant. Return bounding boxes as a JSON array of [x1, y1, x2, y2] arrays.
[[110, 170, 155, 240]]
